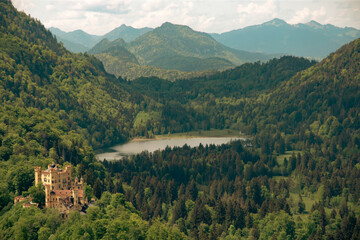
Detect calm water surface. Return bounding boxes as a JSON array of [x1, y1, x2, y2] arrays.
[[96, 137, 243, 161]]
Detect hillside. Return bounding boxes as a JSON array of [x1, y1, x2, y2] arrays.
[[89, 38, 215, 80], [89, 38, 139, 64], [211, 18, 360, 58], [254, 37, 360, 140], [0, 0, 157, 221]]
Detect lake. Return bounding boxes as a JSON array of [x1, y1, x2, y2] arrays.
[[96, 137, 243, 161]]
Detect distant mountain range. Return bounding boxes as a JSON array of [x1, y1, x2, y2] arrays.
[[50, 19, 360, 59], [126, 22, 276, 70], [49, 19, 360, 79], [86, 22, 277, 78], [49, 25, 152, 53], [211, 18, 360, 58]]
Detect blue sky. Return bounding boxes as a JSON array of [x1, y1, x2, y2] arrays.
[[12, 0, 360, 35]]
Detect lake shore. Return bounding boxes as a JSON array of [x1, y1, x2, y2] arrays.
[[95, 130, 249, 160], [130, 129, 246, 142]]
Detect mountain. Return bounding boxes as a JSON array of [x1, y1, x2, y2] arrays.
[[0, 0, 142, 154], [103, 24, 153, 42], [88, 38, 138, 64], [49, 27, 102, 50], [53, 34, 89, 53], [211, 18, 360, 58], [49, 25, 153, 53], [89, 38, 214, 80], [254, 37, 360, 135], [127, 22, 278, 71]]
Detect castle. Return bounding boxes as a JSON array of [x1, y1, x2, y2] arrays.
[[34, 163, 87, 215]]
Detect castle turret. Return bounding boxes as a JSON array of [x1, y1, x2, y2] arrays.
[[73, 189, 79, 207], [34, 167, 42, 186], [45, 185, 51, 208]]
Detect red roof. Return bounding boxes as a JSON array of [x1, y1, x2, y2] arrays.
[[52, 190, 84, 198]]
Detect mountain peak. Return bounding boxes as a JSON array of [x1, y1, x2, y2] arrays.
[[305, 20, 323, 28], [263, 18, 288, 27], [157, 22, 193, 32], [160, 22, 176, 28]]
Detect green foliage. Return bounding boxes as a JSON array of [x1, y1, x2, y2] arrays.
[[257, 211, 295, 240], [25, 183, 45, 207], [95, 52, 215, 81]]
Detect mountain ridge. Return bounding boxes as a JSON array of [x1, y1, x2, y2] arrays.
[[126, 22, 277, 71], [211, 18, 360, 58]]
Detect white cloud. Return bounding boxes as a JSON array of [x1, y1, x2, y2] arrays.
[[11, 0, 34, 11], [288, 6, 326, 24], [236, 0, 279, 26], [11, 0, 360, 34], [237, 0, 277, 15]]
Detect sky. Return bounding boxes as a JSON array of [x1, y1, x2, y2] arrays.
[[11, 0, 360, 35]]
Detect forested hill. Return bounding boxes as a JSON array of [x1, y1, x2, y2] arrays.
[[88, 38, 214, 81], [0, 0, 143, 209], [126, 56, 316, 100], [0, 0, 143, 150], [0, 0, 148, 204], [251, 38, 360, 151]]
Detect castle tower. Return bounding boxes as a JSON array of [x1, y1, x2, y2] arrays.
[[73, 189, 79, 207], [45, 185, 51, 208], [34, 166, 42, 186]]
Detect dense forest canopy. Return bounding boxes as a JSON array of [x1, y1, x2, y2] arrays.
[[0, 0, 359, 239]]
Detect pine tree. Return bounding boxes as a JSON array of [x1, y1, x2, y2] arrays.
[[93, 178, 103, 199]]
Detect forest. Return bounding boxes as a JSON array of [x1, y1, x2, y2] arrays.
[[0, 0, 359, 239]]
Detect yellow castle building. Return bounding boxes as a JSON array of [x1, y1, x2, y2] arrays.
[[35, 163, 87, 215]]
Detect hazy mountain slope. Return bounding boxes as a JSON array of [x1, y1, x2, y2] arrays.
[[128, 22, 277, 71], [103, 24, 153, 42], [89, 38, 213, 80], [211, 18, 360, 58], [49, 25, 152, 53], [89, 38, 139, 64], [55, 34, 89, 53], [49, 27, 102, 51]]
